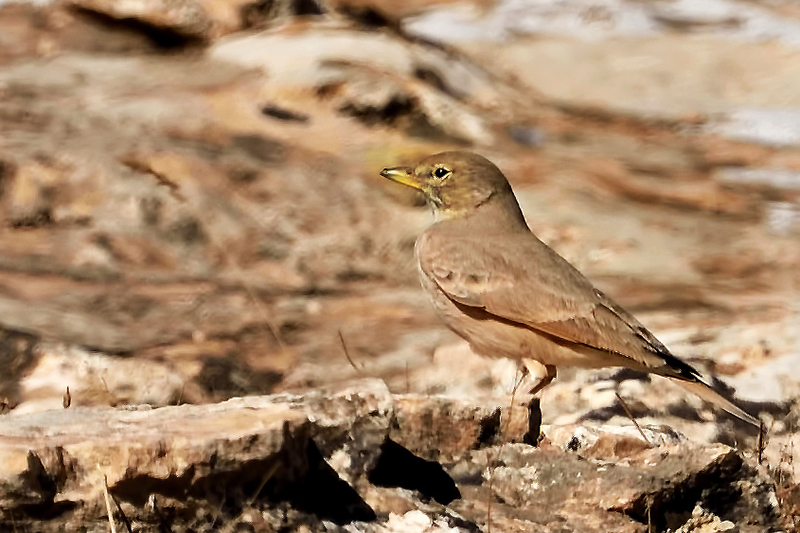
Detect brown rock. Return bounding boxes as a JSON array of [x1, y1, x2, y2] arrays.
[[451, 441, 779, 533], [547, 424, 686, 459], [68, 0, 215, 40], [0, 380, 790, 532], [675, 505, 738, 533], [391, 394, 529, 462], [0, 379, 392, 530]]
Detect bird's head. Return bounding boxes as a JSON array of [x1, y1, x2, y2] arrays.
[[380, 151, 514, 220]]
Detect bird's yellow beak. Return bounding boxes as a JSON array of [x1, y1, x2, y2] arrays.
[[380, 166, 422, 191]]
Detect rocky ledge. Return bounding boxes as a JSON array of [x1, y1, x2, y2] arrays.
[[0, 379, 791, 532]]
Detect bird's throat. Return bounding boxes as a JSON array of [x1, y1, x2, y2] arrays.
[[434, 191, 528, 230]]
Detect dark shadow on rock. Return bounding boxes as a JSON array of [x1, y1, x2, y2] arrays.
[[329, 78, 472, 145], [241, 0, 326, 29], [580, 395, 653, 424], [196, 356, 283, 400], [68, 7, 206, 50], [413, 66, 458, 99], [114, 464, 198, 507], [13, 451, 78, 521], [338, 95, 414, 127], [261, 103, 310, 123], [523, 398, 542, 446], [476, 407, 501, 447], [281, 440, 376, 524], [16, 501, 78, 522], [665, 399, 710, 424], [368, 438, 460, 505], [337, 5, 392, 29], [0, 327, 38, 410], [113, 423, 375, 525], [606, 368, 651, 383]]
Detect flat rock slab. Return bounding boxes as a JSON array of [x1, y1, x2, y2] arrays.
[[0, 379, 393, 516]]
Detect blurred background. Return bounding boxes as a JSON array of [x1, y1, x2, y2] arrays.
[[0, 0, 798, 458]]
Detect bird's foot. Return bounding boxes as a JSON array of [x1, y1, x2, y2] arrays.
[[527, 364, 557, 397], [515, 361, 556, 446]]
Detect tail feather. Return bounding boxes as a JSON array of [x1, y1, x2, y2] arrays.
[[671, 377, 760, 427]]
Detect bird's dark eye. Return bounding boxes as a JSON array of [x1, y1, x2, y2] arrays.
[[433, 167, 451, 180]]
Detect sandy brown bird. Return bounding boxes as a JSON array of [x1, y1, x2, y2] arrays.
[[381, 151, 758, 426]]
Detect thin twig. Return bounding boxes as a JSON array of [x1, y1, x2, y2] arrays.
[[238, 281, 284, 350], [247, 461, 280, 507], [504, 366, 529, 437], [208, 493, 227, 531], [103, 475, 117, 533], [615, 393, 653, 447], [486, 450, 494, 533], [218, 462, 281, 533], [758, 419, 766, 465], [338, 330, 362, 374], [109, 491, 132, 533]]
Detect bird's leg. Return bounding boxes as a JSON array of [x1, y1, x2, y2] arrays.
[[504, 364, 530, 440], [518, 359, 556, 447]]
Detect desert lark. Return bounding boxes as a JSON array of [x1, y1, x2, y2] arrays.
[[381, 151, 758, 426]]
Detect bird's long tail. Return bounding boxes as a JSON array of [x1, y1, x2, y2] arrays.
[[671, 377, 760, 427]]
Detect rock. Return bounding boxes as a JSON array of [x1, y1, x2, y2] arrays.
[[674, 505, 738, 533], [62, 0, 411, 47], [547, 423, 686, 457], [724, 352, 800, 405], [13, 343, 187, 413], [0, 378, 791, 531], [69, 0, 216, 41], [450, 441, 779, 533], [210, 25, 498, 144], [0, 379, 392, 530], [329, 63, 493, 144], [67, 0, 327, 42], [390, 394, 529, 462]]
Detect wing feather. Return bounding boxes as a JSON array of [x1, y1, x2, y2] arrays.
[[417, 230, 688, 377]]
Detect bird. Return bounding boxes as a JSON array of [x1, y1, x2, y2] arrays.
[[380, 151, 759, 427]]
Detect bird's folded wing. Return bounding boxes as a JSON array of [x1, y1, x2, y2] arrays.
[[418, 234, 692, 378]]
